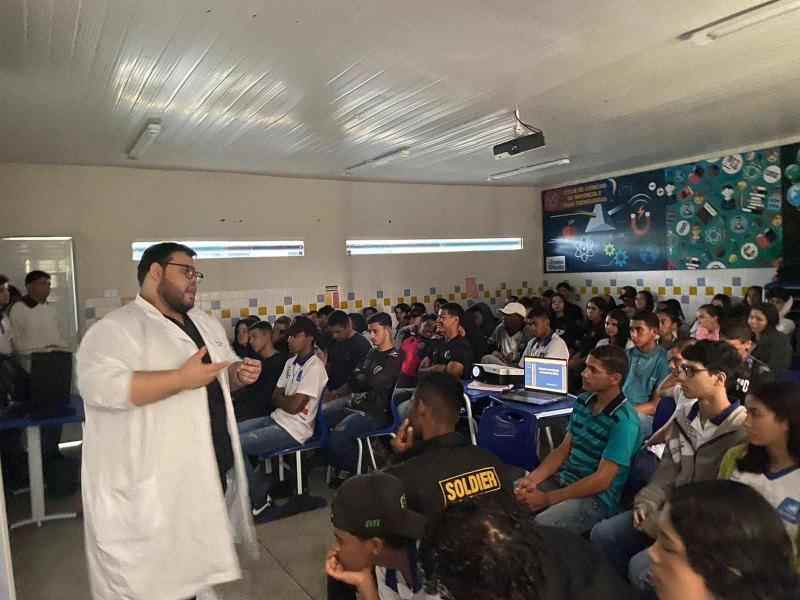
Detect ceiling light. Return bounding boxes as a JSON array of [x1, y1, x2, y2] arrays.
[[127, 119, 163, 160], [345, 146, 411, 175], [487, 158, 571, 181], [680, 0, 800, 46]]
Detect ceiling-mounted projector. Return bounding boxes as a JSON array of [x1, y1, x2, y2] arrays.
[[493, 131, 546, 160]]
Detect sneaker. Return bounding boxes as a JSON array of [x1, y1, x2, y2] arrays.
[[252, 493, 273, 517]]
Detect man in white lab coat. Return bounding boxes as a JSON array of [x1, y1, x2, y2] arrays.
[[77, 242, 262, 600]]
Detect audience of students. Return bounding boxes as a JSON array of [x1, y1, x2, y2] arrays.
[[418, 303, 473, 380], [549, 292, 583, 348], [591, 340, 747, 594], [748, 302, 793, 376], [516, 345, 641, 534]]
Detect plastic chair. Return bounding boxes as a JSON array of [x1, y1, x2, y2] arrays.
[[257, 404, 330, 495], [356, 390, 404, 473], [463, 393, 478, 446]]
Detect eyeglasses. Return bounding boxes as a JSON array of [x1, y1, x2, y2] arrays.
[[677, 363, 710, 378], [164, 262, 204, 281]]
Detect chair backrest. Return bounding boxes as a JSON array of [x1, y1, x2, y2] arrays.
[[313, 398, 330, 446]]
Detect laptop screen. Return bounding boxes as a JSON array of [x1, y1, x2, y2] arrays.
[[523, 357, 568, 395]]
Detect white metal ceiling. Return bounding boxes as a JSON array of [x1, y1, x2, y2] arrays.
[[0, 0, 799, 186]]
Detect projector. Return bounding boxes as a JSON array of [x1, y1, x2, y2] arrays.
[[493, 131, 546, 160], [472, 363, 524, 386]]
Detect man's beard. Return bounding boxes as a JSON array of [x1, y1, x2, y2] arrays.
[[158, 278, 194, 314]]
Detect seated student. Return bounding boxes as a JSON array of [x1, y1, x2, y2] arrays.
[[323, 310, 373, 409], [395, 305, 425, 349], [515, 345, 641, 534], [232, 316, 259, 358], [362, 306, 378, 320], [718, 381, 800, 569], [623, 311, 671, 436], [307, 309, 320, 329], [549, 293, 583, 349], [649, 480, 799, 600], [272, 315, 292, 354], [518, 307, 569, 364], [393, 303, 412, 333], [711, 292, 732, 317], [591, 341, 747, 594], [749, 302, 793, 377], [693, 304, 722, 341], [239, 317, 328, 515], [387, 373, 516, 518], [432, 298, 447, 315], [619, 286, 638, 319], [656, 305, 684, 352], [745, 284, 764, 310], [328, 313, 402, 480], [481, 302, 527, 366], [567, 296, 609, 384], [326, 472, 438, 600], [768, 286, 797, 336], [660, 298, 690, 338], [634, 290, 655, 314], [540, 289, 555, 313], [596, 308, 631, 350], [348, 312, 373, 347], [417, 303, 473, 381], [397, 314, 438, 389], [233, 321, 289, 422], [421, 495, 636, 600], [719, 319, 774, 403]]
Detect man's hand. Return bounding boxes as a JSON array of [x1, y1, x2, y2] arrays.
[[391, 418, 415, 454], [325, 549, 376, 594], [516, 486, 550, 511], [235, 358, 261, 386], [178, 348, 230, 390]]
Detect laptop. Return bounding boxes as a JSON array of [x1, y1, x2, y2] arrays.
[[501, 357, 568, 405]]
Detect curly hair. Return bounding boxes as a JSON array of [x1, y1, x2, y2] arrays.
[[420, 496, 547, 600]]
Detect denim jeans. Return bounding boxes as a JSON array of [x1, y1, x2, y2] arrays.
[[322, 395, 351, 429], [590, 510, 653, 592], [637, 411, 654, 439], [328, 412, 383, 473], [532, 477, 610, 535], [238, 416, 298, 504]]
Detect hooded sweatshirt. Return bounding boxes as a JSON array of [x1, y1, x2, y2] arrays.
[[634, 398, 747, 536]]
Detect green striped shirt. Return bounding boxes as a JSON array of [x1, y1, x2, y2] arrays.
[[558, 392, 642, 513]]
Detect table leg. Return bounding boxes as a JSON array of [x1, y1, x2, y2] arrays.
[[10, 426, 77, 529]]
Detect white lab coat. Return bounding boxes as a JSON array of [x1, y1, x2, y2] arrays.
[[77, 296, 258, 600]]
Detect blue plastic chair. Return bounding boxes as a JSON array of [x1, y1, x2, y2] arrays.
[[257, 403, 330, 495], [355, 387, 403, 474]]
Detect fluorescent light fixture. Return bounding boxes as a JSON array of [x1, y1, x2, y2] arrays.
[[131, 240, 304, 260], [345, 146, 411, 175], [127, 119, 163, 160], [487, 158, 571, 181], [2, 236, 72, 241], [680, 0, 800, 46], [346, 238, 523, 256]]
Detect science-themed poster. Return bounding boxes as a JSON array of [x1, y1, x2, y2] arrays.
[[542, 170, 668, 273], [782, 143, 800, 268], [542, 143, 793, 273]]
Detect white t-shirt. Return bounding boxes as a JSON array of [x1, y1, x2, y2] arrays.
[[729, 466, 800, 558], [271, 353, 328, 443], [0, 313, 13, 355], [518, 332, 569, 366], [8, 301, 67, 353]]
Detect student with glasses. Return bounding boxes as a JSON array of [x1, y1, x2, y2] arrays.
[[590, 340, 747, 596]]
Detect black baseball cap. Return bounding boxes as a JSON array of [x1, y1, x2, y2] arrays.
[[286, 315, 318, 340], [332, 473, 426, 540]]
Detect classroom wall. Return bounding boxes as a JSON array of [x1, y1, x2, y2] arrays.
[[0, 163, 542, 334]]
